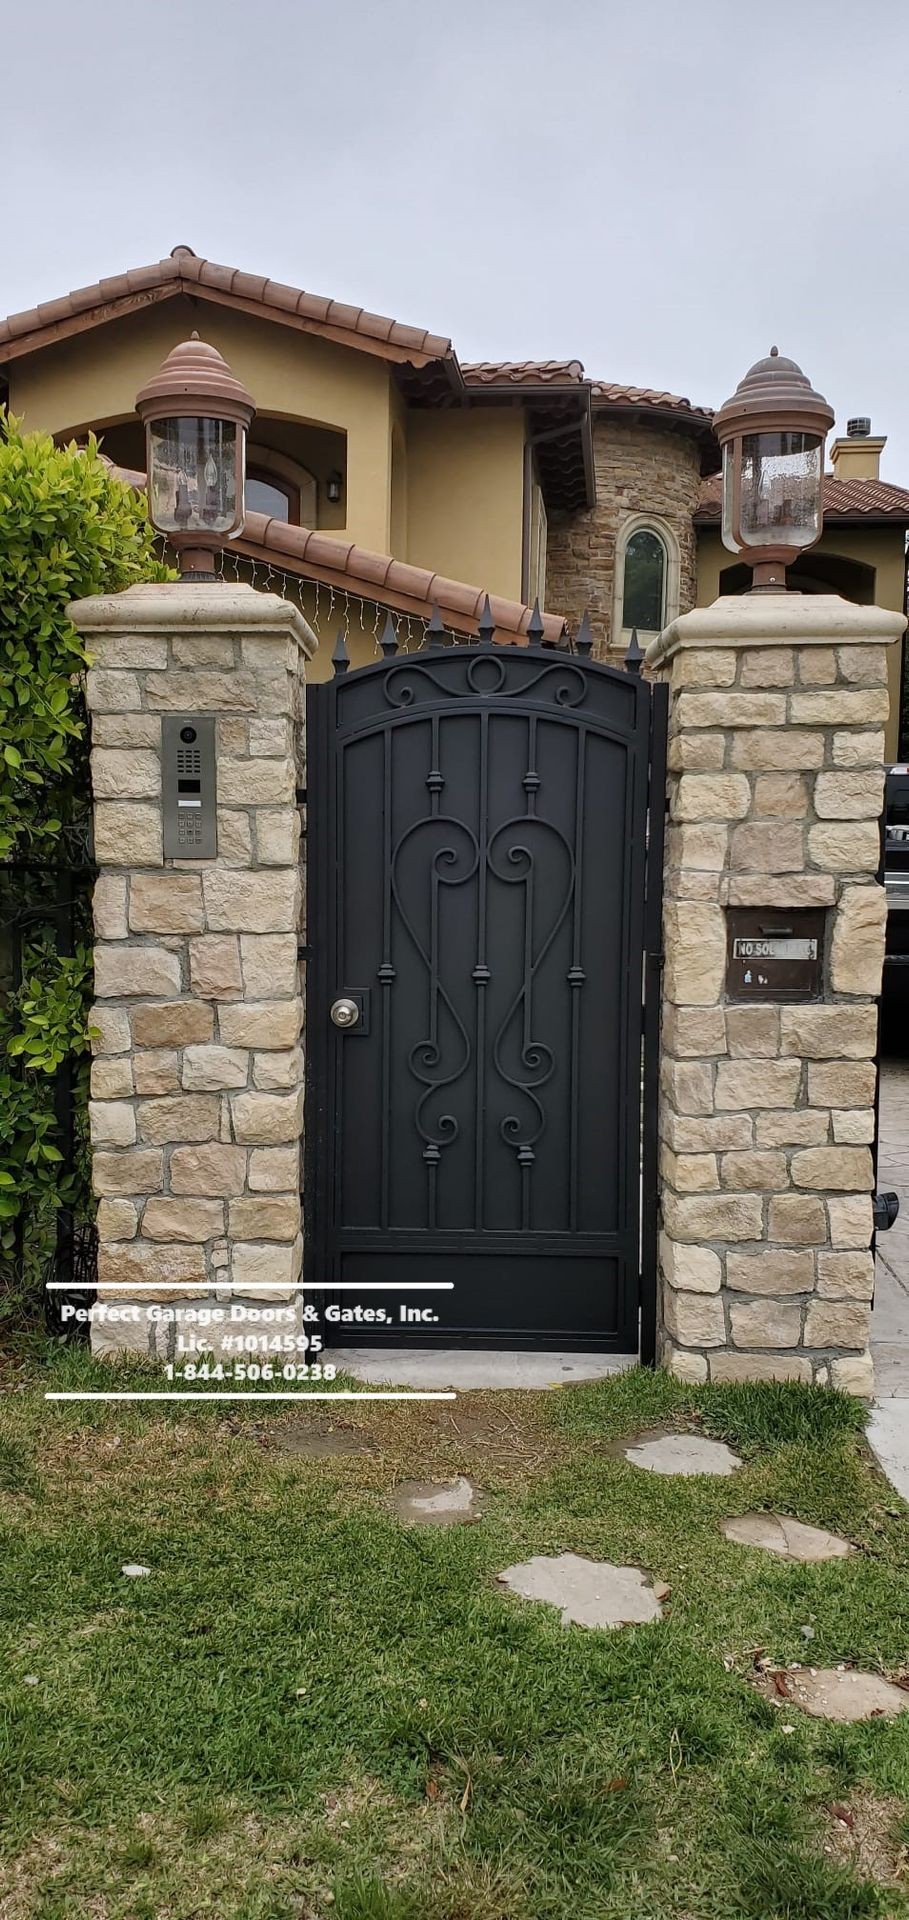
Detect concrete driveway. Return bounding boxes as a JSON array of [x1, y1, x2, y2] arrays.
[[870, 1055, 909, 1495]]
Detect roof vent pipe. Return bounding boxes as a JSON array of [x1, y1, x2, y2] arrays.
[[847, 416, 872, 438]]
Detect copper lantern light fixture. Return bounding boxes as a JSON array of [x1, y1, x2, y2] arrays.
[[135, 333, 255, 579], [714, 347, 834, 590]]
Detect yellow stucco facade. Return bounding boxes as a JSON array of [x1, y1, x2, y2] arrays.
[[697, 525, 907, 758], [405, 409, 526, 603], [7, 294, 526, 604], [9, 298, 395, 556]]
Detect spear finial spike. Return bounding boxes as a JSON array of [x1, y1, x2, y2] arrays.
[[527, 597, 545, 645], [331, 626, 349, 675], [380, 612, 397, 658], [477, 594, 496, 647], [624, 626, 644, 675], [575, 611, 594, 659], [425, 603, 447, 649]]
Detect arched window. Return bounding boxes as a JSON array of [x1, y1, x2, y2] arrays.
[[244, 450, 319, 527], [246, 469, 301, 525], [613, 516, 680, 651], [622, 528, 666, 635]]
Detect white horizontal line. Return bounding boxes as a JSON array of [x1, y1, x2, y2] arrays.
[[44, 1391, 457, 1402], [45, 1282, 455, 1292]]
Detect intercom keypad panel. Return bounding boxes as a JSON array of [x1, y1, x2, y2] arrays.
[[162, 715, 218, 860]]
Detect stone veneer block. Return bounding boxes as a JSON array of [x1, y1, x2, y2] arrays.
[[646, 591, 905, 1395], [71, 583, 317, 1355], [128, 873, 204, 934], [189, 935, 244, 998]]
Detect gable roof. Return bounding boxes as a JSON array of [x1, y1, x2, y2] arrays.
[[0, 248, 601, 513], [0, 245, 458, 373], [695, 472, 909, 525], [111, 463, 566, 647]]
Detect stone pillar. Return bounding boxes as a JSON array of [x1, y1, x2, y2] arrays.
[[69, 582, 315, 1356], [647, 592, 906, 1394]]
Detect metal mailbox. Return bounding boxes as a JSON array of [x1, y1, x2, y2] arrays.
[[162, 715, 217, 859], [725, 906, 826, 1003]]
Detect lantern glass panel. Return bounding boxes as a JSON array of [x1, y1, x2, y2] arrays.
[[147, 417, 241, 535], [721, 441, 738, 553], [738, 431, 823, 549]]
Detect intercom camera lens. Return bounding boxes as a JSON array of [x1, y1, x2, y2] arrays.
[[179, 726, 197, 744]]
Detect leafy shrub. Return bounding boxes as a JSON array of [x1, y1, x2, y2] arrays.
[[0, 414, 166, 861], [0, 416, 166, 1275]]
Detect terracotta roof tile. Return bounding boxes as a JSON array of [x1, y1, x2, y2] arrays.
[[260, 279, 300, 314], [35, 296, 71, 328], [342, 548, 394, 589], [232, 271, 269, 303], [429, 577, 483, 618], [0, 246, 454, 366], [592, 381, 713, 421], [463, 359, 586, 387], [295, 290, 329, 323], [696, 473, 909, 523], [355, 311, 395, 344], [820, 476, 909, 517], [198, 261, 236, 296], [108, 460, 564, 645]]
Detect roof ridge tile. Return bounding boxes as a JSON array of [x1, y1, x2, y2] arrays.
[[0, 248, 454, 364]]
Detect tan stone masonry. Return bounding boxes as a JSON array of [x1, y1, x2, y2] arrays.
[[69, 583, 315, 1349], [646, 593, 906, 1394]]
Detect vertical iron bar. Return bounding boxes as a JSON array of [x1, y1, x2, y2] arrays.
[[568, 730, 586, 1232], [473, 710, 490, 1231], [379, 726, 393, 1232], [640, 679, 669, 1368]]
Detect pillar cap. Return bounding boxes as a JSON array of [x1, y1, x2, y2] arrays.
[[67, 580, 317, 657], [646, 592, 906, 668]]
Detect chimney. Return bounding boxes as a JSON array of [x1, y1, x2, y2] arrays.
[[830, 415, 886, 482]]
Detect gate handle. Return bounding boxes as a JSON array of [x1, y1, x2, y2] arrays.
[[330, 996, 360, 1030]]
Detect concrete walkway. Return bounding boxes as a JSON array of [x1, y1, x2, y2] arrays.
[[870, 1056, 909, 1495], [872, 1058, 909, 1394], [322, 1347, 633, 1390]]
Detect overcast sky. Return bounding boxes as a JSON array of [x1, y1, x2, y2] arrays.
[[5, 0, 908, 474]]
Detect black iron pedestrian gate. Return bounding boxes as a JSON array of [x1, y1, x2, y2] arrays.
[[305, 624, 666, 1353]]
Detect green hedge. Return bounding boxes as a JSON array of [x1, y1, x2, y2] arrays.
[[0, 416, 167, 1276]]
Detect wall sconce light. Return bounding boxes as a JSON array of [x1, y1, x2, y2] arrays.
[[326, 470, 343, 506], [136, 332, 255, 579], [714, 347, 834, 590]]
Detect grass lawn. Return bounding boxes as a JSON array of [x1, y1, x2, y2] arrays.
[[1, 1349, 908, 1919]]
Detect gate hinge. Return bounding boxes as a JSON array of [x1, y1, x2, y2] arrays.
[[297, 943, 312, 962], [295, 786, 307, 806]]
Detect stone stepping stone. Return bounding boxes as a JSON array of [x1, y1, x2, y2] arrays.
[[623, 1431, 741, 1477], [764, 1669, 909, 1722], [392, 1476, 480, 1526], [722, 1513, 854, 1561], [497, 1553, 668, 1629]]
